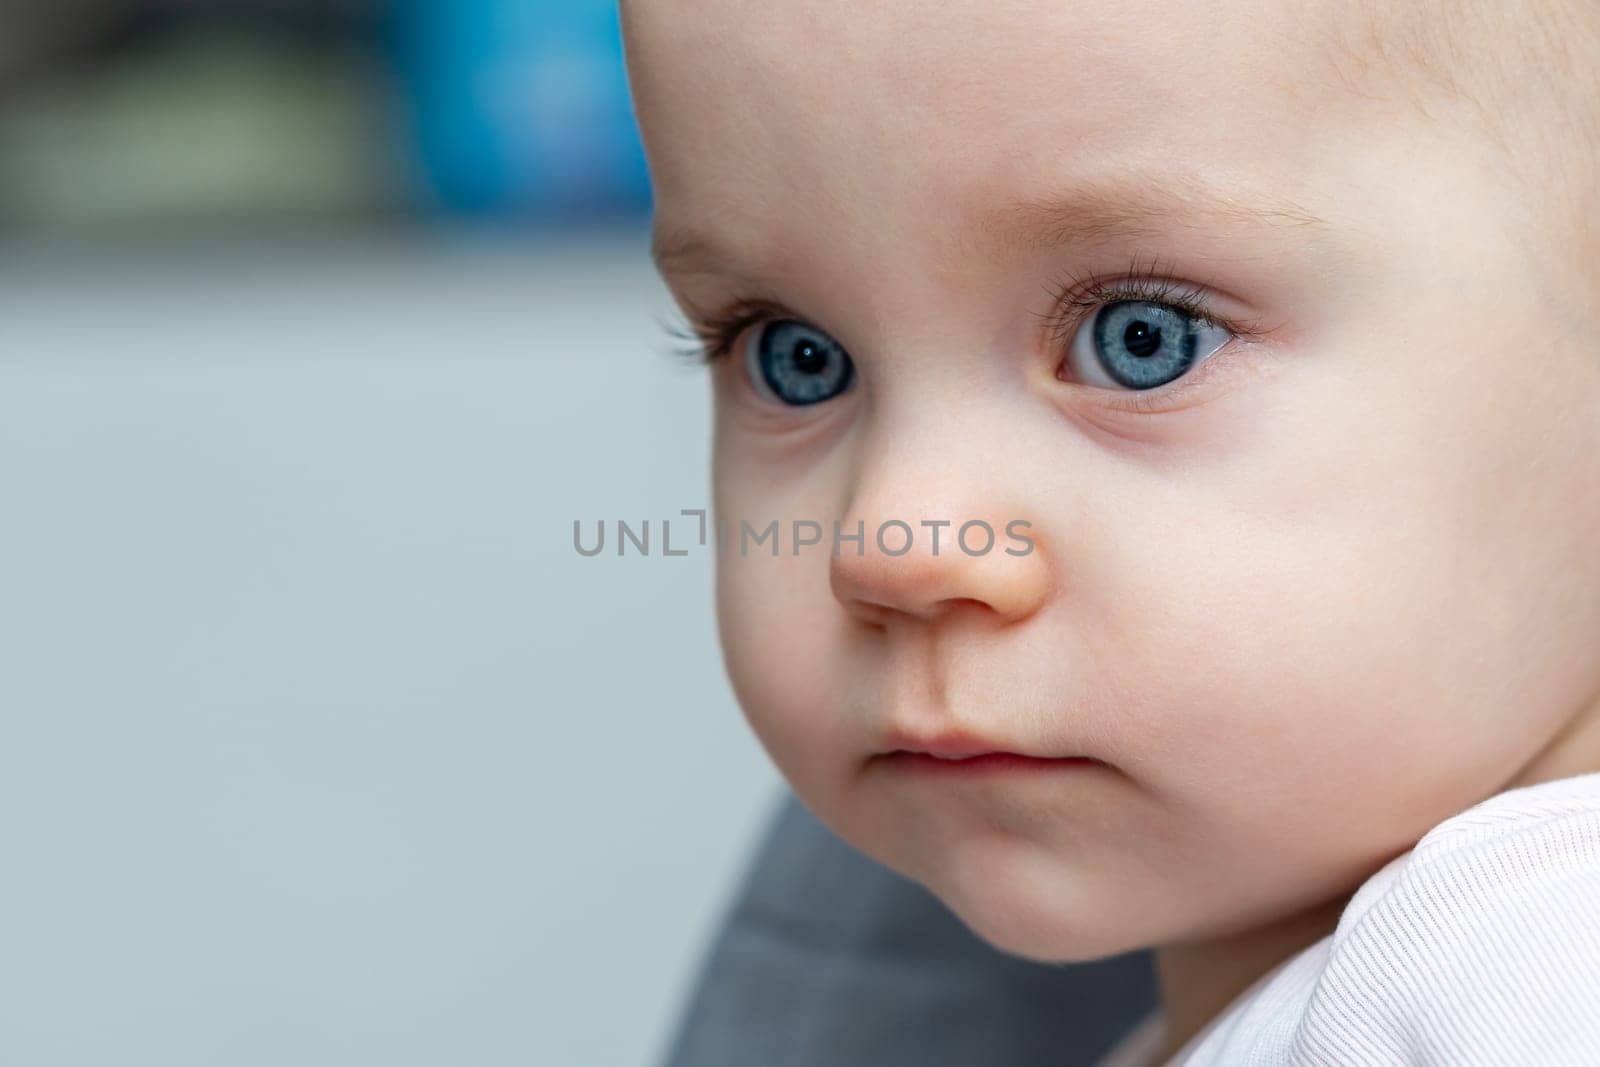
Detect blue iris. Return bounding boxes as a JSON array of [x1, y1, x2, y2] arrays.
[[748, 320, 854, 406], [1089, 300, 1206, 390]]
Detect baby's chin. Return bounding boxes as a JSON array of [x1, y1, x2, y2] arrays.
[[885, 831, 1162, 964]]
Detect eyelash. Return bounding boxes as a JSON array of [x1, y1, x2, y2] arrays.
[[665, 298, 786, 365], [663, 253, 1275, 411]]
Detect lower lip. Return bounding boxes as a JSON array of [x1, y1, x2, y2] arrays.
[[877, 752, 1100, 775]]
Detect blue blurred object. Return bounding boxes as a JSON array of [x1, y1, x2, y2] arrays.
[[393, 0, 653, 221]]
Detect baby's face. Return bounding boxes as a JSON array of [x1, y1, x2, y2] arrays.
[[625, 0, 1600, 959]]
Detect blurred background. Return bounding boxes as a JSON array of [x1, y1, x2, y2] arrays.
[[0, 2, 780, 1064]]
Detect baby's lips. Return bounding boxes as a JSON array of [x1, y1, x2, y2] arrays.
[[877, 724, 1091, 762]]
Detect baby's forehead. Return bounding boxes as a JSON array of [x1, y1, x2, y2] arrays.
[[626, 1, 1407, 199], [623, 0, 1551, 179], [626, 0, 1368, 118], [626, 1, 1397, 253], [625, 0, 1594, 310]]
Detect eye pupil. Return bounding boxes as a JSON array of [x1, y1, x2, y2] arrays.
[[1122, 319, 1161, 359], [792, 340, 826, 372]]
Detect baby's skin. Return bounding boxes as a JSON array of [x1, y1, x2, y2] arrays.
[[622, 0, 1600, 1056]]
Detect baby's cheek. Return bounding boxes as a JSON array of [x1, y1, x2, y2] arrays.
[[1104, 394, 1556, 922], [1078, 554, 1413, 936], [715, 550, 855, 808], [1075, 398, 1510, 895]]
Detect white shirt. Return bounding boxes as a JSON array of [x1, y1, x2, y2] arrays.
[[1094, 769, 1600, 1066]]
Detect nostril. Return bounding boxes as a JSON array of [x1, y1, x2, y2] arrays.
[[933, 596, 1004, 626], [842, 596, 896, 628]]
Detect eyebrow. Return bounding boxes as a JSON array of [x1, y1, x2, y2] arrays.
[[990, 173, 1334, 258], [651, 225, 737, 285], [651, 171, 1337, 285]]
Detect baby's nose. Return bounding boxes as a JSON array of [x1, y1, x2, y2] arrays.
[[828, 440, 1052, 627]]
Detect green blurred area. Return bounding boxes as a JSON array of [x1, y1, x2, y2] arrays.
[[0, 4, 403, 235], [1, 25, 406, 233], [0, 1, 651, 237]]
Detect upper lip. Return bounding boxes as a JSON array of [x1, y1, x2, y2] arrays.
[[880, 726, 1035, 760]]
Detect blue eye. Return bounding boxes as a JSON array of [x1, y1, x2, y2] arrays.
[[1069, 300, 1232, 391], [744, 319, 855, 406]]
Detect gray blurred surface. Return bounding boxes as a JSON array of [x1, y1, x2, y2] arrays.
[[0, 227, 779, 1066]]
